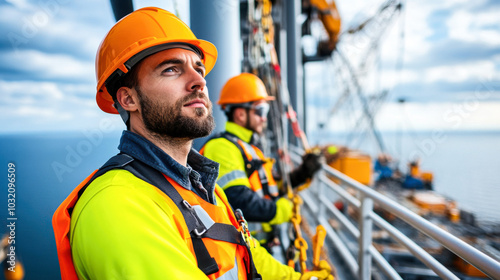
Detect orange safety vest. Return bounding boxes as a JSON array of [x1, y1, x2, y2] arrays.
[[200, 132, 278, 199], [52, 154, 260, 280]]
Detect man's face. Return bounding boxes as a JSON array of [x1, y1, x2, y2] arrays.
[[134, 48, 215, 139], [246, 100, 269, 135]]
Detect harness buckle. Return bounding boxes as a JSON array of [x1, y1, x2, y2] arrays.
[[193, 227, 207, 237], [182, 199, 192, 209]]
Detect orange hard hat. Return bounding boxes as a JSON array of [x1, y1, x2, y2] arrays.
[[96, 7, 218, 114], [217, 73, 275, 108]]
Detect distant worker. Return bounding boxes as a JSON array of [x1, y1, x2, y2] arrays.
[[50, 7, 319, 280], [403, 159, 433, 190], [374, 153, 394, 183], [201, 73, 323, 247]]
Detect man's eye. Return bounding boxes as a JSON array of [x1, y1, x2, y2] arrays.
[[196, 69, 205, 76], [163, 67, 176, 73]]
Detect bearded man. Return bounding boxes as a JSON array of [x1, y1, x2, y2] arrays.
[[52, 8, 261, 280], [53, 7, 332, 280]]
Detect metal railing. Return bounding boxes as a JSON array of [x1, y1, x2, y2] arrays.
[[289, 147, 500, 280]]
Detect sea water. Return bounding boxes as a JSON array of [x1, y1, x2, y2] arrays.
[[0, 130, 499, 279], [0, 131, 122, 279]]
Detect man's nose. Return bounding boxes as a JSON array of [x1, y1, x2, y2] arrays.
[[186, 68, 206, 92]]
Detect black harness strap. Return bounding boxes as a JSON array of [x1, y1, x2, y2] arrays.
[[76, 153, 261, 279], [204, 223, 244, 244], [221, 132, 263, 175], [76, 154, 134, 199], [218, 132, 272, 197], [125, 155, 220, 275]]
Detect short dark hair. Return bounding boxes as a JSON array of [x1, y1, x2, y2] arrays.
[[226, 107, 237, 122], [226, 106, 253, 123], [107, 63, 141, 103]]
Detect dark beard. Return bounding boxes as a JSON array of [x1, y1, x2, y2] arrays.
[[137, 87, 215, 139]]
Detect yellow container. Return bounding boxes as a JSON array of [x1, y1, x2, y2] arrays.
[[421, 172, 434, 183], [449, 208, 460, 223], [328, 158, 342, 184], [329, 152, 372, 185]]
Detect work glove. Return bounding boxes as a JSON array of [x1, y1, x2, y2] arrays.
[[268, 197, 293, 225], [300, 260, 334, 280], [289, 152, 323, 188]]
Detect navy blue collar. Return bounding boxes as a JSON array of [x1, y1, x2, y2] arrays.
[[118, 131, 219, 200]]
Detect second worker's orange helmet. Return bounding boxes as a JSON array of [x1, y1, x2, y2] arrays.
[[217, 73, 275, 109]]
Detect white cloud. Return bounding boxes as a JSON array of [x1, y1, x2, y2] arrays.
[[15, 105, 71, 118], [43, 19, 105, 57], [399, 1, 434, 58], [0, 80, 68, 105], [380, 68, 419, 87], [333, 0, 500, 91], [337, 0, 436, 65], [1, 0, 113, 60], [307, 100, 500, 134], [447, 5, 500, 46], [0, 49, 94, 82], [424, 60, 497, 83], [0, 79, 115, 132], [376, 100, 500, 131], [5, 0, 32, 10]]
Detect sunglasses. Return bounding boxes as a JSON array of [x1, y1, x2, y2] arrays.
[[250, 103, 270, 118]]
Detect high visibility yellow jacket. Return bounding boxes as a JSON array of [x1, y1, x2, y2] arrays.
[[54, 131, 300, 280], [202, 122, 292, 225], [69, 169, 252, 279], [201, 123, 300, 279]]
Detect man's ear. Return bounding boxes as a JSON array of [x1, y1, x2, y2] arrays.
[[233, 108, 247, 124], [116, 87, 138, 112]]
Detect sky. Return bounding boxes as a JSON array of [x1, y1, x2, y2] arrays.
[[1, 0, 499, 134], [0, 0, 188, 134], [305, 0, 500, 134]]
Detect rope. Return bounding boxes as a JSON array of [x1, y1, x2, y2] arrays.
[[245, 1, 334, 276]]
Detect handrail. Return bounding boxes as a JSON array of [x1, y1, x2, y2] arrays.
[[314, 173, 458, 279], [289, 146, 500, 279], [369, 212, 454, 279], [322, 164, 500, 279]]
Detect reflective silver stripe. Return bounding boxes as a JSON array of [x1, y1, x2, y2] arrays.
[[239, 141, 269, 197], [268, 184, 279, 195], [192, 207, 240, 280], [239, 141, 259, 159], [192, 205, 215, 230], [255, 188, 264, 198], [217, 170, 247, 188], [258, 168, 268, 185], [216, 258, 239, 280]]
